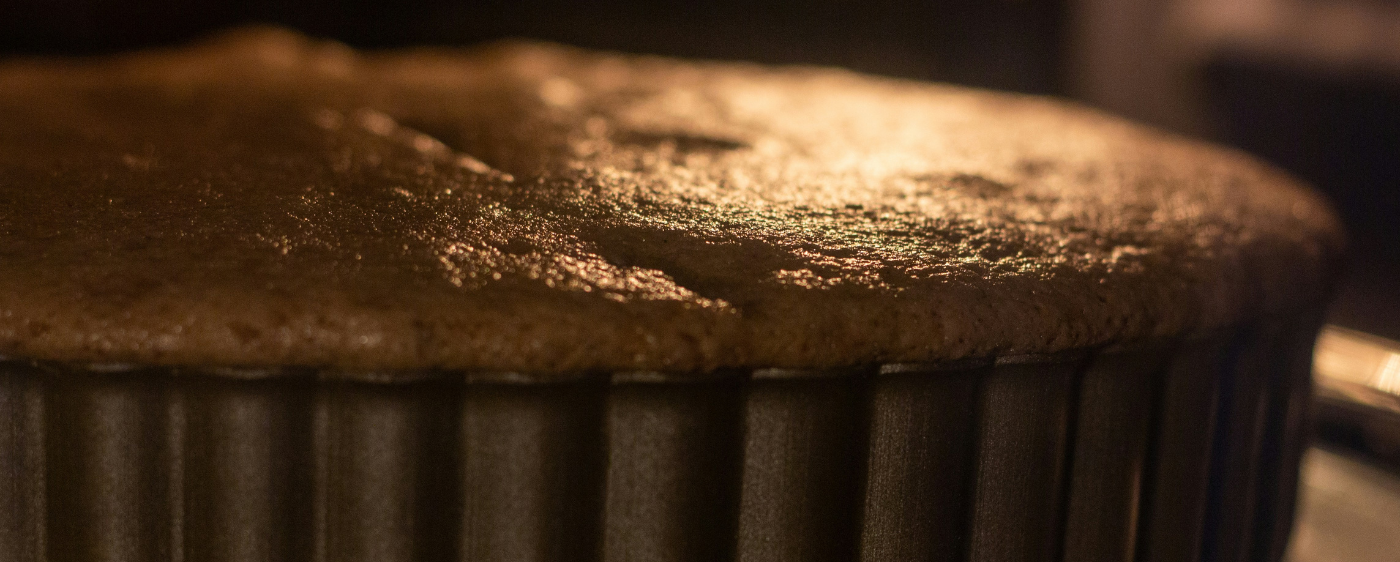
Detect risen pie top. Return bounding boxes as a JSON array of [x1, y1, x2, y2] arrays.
[[0, 29, 1342, 375]]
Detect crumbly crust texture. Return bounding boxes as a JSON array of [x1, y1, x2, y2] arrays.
[[0, 29, 1343, 374]]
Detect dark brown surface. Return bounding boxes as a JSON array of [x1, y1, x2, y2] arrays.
[[0, 27, 1343, 562], [0, 30, 1342, 375]]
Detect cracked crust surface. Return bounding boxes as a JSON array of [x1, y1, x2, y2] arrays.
[[0, 28, 1343, 375]]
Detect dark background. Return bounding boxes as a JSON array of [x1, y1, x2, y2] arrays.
[[2, 0, 1397, 339], [0, 0, 1068, 93]]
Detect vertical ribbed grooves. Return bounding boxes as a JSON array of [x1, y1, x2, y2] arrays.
[[164, 386, 184, 562], [1061, 345, 1174, 562], [0, 363, 43, 562], [182, 377, 316, 562], [859, 363, 986, 562], [458, 380, 607, 562], [1138, 336, 1235, 562], [966, 357, 1084, 562], [600, 373, 745, 562], [736, 369, 874, 562], [1201, 324, 1283, 562], [0, 318, 1323, 562], [1249, 311, 1326, 562], [319, 383, 424, 562], [44, 371, 173, 562], [414, 381, 466, 562]]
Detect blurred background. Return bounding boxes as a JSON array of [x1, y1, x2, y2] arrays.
[[2, 0, 1398, 559]]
